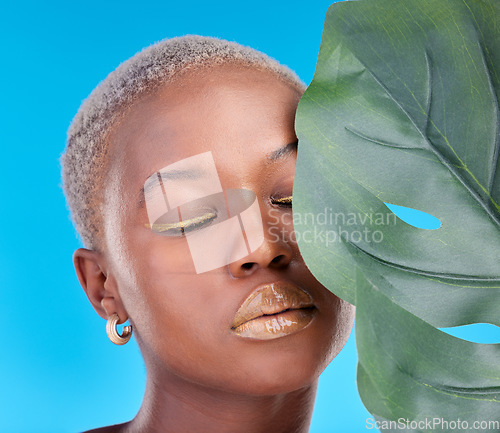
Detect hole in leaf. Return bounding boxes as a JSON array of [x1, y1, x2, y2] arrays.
[[384, 203, 441, 230], [438, 323, 500, 344]]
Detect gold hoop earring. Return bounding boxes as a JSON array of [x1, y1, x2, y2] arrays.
[[106, 313, 132, 345]]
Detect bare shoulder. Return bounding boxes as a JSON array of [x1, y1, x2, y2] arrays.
[[82, 422, 129, 433]]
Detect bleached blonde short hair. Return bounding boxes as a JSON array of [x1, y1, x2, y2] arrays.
[[60, 35, 305, 250]]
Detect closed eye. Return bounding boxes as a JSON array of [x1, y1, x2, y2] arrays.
[[147, 211, 217, 236]]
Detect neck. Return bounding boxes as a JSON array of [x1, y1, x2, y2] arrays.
[[124, 363, 318, 433]]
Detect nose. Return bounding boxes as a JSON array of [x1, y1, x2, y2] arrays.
[[228, 217, 293, 277]]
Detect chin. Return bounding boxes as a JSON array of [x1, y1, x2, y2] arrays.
[[222, 333, 336, 397], [234, 357, 326, 397]]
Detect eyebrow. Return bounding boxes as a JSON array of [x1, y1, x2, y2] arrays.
[[139, 169, 202, 208], [144, 169, 201, 190], [138, 142, 298, 208], [267, 140, 298, 162]]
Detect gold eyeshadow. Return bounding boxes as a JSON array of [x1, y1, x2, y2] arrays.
[[145, 211, 217, 234], [145, 194, 291, 236], [271, 196, 293, 205]]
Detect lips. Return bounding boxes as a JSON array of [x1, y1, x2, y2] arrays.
[[231, 282, 317, 340]]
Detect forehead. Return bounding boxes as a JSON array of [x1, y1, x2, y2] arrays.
[[106, 64, 301, 198]]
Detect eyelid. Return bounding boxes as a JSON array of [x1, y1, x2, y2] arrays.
[[146, 210, 217, 234], [271, 195, 293, 205]]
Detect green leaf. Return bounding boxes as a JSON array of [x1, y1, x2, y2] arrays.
[[293, 0, 500, 425], [294, 0, 500, 328], [356, 269, 500, 432]]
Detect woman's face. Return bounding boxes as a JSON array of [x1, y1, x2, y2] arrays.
[[102, 64, 355, 396]]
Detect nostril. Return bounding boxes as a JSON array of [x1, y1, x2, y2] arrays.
[[271, 255, 285, 264], [241, 262, 254, 270]]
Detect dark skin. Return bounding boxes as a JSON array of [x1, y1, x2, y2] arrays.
[[74, 64, 355, 433]]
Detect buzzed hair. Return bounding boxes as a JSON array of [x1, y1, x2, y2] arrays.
[[60, 35, 305, 250]]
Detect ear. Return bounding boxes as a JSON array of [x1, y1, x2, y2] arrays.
[[73, 248, 129, 323]]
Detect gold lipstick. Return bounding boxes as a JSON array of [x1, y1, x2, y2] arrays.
[[231, 282, 317, 340]]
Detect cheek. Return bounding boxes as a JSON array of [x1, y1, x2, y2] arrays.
[[295, 268, 355, 365], [327, 297, 356, 359], [116, 235, 238, 371], [311, 298, 353, 391], [113, 233, 197, 343], [142, 234, 196, 276]]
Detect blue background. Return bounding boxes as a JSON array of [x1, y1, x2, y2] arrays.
[[0, 1, 498, 432]]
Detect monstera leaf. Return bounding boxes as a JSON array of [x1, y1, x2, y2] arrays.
[[356, 269, 500, 431], [293, 0, 500, 428]]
